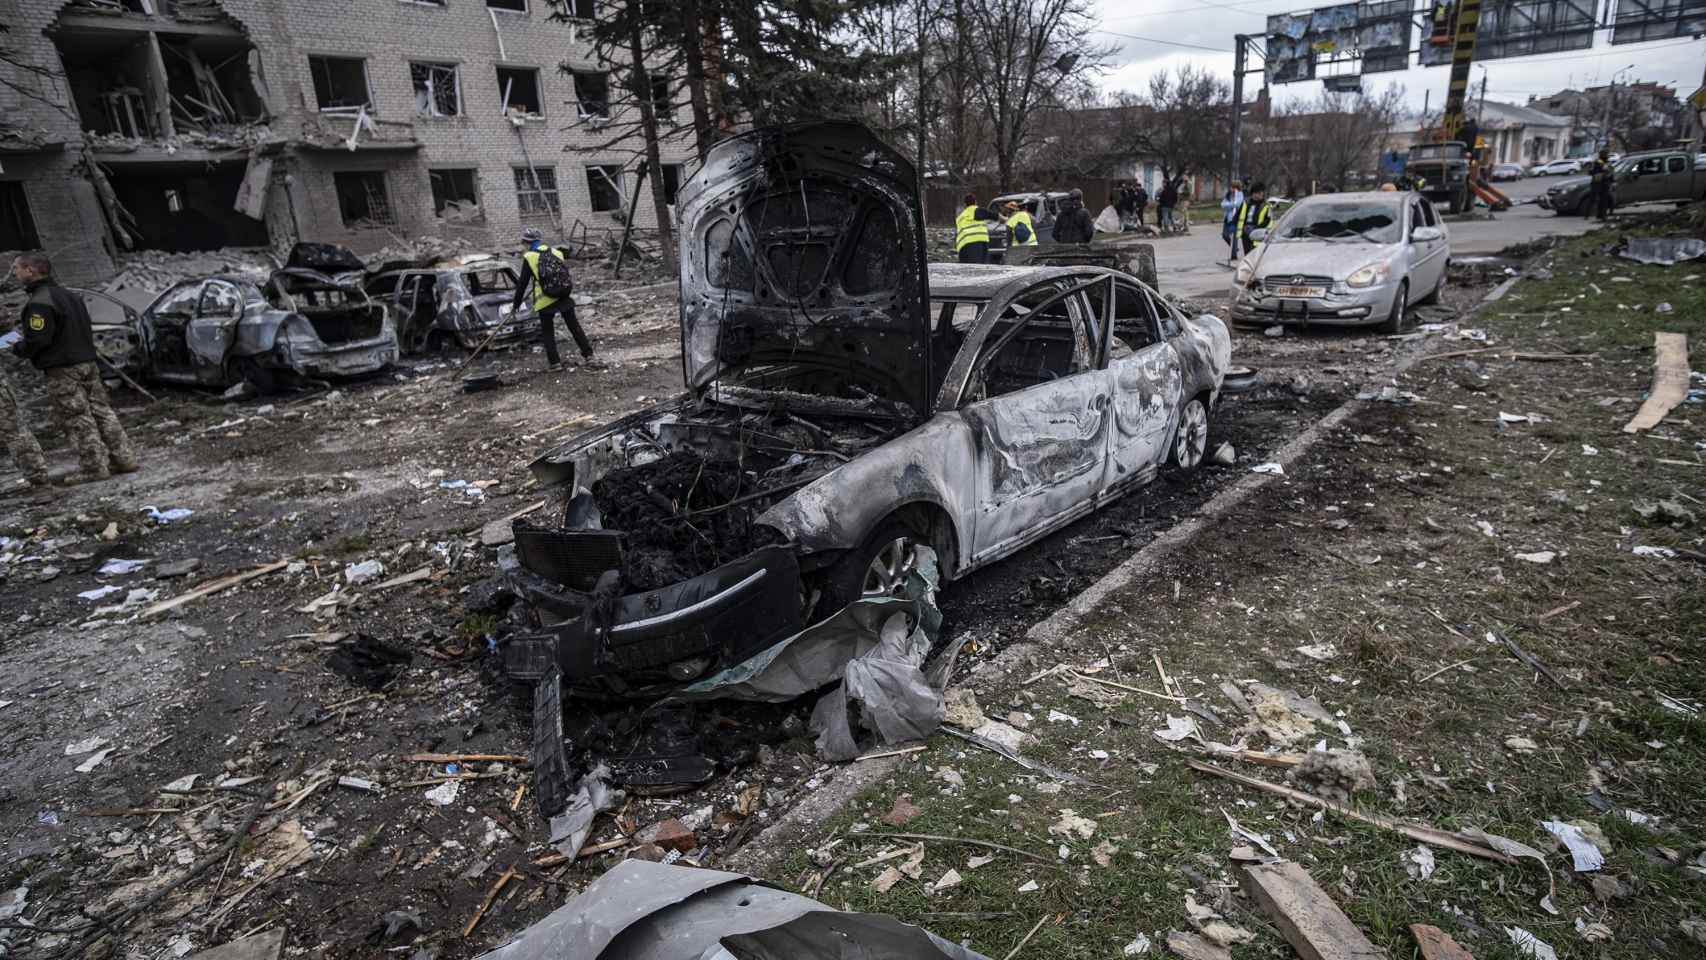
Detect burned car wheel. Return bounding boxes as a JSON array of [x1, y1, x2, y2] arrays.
[[1171, 397, 1209, 471], [820, 520, 919, 614]]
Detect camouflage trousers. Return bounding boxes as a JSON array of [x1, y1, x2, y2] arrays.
[[44, 362, 138, 478], [0, 367, 48, 484]]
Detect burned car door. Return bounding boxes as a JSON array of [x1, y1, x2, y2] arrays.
[[1096, 279, 1182, 488], [951, 280, 1112, 564], [140, 280, 205, 380], [187, 279, 243, 377]]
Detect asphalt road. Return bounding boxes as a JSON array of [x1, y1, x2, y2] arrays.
[[1157, 174, 1601, 299]]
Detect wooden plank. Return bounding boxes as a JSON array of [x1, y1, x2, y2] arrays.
[[138, 560, 290, 620], [1622, 332, 1690, 433], [1240, 861, 1387, 960], [1409, 924, 1476, 960]]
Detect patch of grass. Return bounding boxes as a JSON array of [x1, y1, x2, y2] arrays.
[[331, 532, 372, 556], [457, 613, 499, 640]]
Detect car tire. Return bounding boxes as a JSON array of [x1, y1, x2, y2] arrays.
[[1169, 395, 1210, 471], [818, 519, 920, 615], [1380, 281, 1408, 334]]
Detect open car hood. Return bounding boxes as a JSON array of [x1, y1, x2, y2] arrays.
[[677, 122, 933, 416]]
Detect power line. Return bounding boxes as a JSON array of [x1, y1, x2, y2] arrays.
[[1097, 29, 1235, 54], [1103, 0, 1299, 19]]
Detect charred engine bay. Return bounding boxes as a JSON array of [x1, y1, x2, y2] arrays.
[[584, 398, 901, 591]]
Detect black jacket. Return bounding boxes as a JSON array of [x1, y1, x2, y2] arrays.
[[15, 280, 98, 371], [1051, 199, 1095, 244], [1158, 182, 1180, 207]]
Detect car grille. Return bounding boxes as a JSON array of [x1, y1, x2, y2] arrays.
[[1260, 275, 1334, 291]]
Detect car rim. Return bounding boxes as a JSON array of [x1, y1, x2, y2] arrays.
[[1176, 401, 1207, 468], [862, 537, 917, 598]]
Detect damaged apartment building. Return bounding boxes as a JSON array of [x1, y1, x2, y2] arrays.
[[0, 0, 692, 283]]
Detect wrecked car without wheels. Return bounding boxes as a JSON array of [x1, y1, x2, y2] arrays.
[[364, 256, 542, 354], [130, 243, 398, 391], [499, 122, 1237, 699]]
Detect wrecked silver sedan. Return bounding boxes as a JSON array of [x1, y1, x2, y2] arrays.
[[364, 256, 541, 354], [133, 244, 398, 391], [502, 122, 1233, 698]]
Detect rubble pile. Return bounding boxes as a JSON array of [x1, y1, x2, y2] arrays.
[[82, 125, 276, 155], [101, 248, 281, 299], [363, 235, 492, 271]]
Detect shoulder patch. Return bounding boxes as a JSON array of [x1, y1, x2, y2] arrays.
[[27, 312, 47, 331]]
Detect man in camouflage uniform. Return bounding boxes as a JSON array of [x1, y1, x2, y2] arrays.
[[0, 353, 48, 489], [10, 253, 138, 485]]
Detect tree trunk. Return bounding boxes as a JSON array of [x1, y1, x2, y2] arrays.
[[678, 0, 713, 161], [629, 8, 679, 276], [914, 0, 928, 198]]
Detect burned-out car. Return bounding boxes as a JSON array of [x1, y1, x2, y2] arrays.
[[132, 244, 398, 391], [364, 256, 541, 354], [501, 122, 1234, 698]]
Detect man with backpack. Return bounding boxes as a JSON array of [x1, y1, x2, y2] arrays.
[[512, 227, 597, 371]]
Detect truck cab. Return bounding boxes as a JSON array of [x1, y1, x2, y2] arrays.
[[1404, 141, 1472, 214]]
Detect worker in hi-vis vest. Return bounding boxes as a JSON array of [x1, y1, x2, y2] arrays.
[[511, 226, 598, 372], [1232, 182, 1272, 256], [954, 193, 997, 264], [1003, 201, 1037, 247]]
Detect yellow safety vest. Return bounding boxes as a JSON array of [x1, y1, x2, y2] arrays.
[[1006, 210, 1038, 245], [522, 247, 569, 311], [1235, 201, 1271, 243], [954, 206, 989, 251]]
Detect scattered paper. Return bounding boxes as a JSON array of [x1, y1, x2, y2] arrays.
[[1153, 716, 1198, 742], [1403, 845, 1436, 880], [1474, 520, 1496, 537], [872, 866, 902, 893], [1515, 551, 1556, 564], [1574, 918, 1612, 943], [98, 558, 148, 576], [76, 747, 116, 773], [77, 585, 123, 601], [1122, 933, 1152, 956], [1632, 545, 1676, 559], [1506, 926, 1558, 960], [1047, 709, 1080, 726], [930, 868, 962, 893], [1470, 830, 1558, 914], [162, 774, 199, 792], [1543, 820, 1605, 872], [424, 780, 461, 806], [966, 854, 994, 870], [65, 736, 109, 756], [1017, 879, 1039, 892], [1295, 642, 1337, 661], [1251, 462, 1284, 475]]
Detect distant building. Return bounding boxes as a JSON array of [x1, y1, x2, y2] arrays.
[[1530, 82, 1685, 155], [1470, 101, 1572, 165]]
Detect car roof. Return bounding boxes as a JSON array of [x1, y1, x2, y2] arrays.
[[927, 262, 1121, 299]]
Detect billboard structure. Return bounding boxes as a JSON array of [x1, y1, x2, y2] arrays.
[[1474, 0, 1598, 58], [1264, 1, 1413, 83], [1610, 0, 1706, 43]]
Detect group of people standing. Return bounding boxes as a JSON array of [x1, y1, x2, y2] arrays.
[[3, 254, 139, 491]]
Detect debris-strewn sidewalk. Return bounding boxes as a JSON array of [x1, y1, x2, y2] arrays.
[[768, 221, 1705, 959]]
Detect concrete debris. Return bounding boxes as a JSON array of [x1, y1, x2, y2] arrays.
[[1403, 845, 1436, 880], [1122, 932, 1152, 956], [1048, 809, 1097, 840], [1288, 749, 1375, 803], [1574, 918, 1613, 943], [880, 794, 922, 826], [1505, 926, 1557, 960], [942, 688, 988, 730], [1164, 930, 1230, 960], [344, 560, 385, 585]]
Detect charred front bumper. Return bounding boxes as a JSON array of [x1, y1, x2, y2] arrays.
[[275, 333, 398, 377], [502, 535, 804, 698]]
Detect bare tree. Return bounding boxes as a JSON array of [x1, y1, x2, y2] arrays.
[[961, 0, 1106, 190], [1116, 64, 1230, 187]]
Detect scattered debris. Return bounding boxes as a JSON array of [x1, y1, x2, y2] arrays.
[[1241, 861, 1385, 960], [1622, 332, 1690, 433], [1251, 462, 1284, 476], [1164, 930, 1230, 960], [1409, 924, 1475, 960], [1122, 932, 1153, 956], [344, 559, 385, 585], [1514, 551, 1555, 564], [1618, 237, 1706, 265], [1542, 820, 1605, 872], [1505, 926, 1557, 960], [881, 795, 922, 826], [1574, 918, 1612, 943], [1048, 810, 1097, 840], [1403, 846, 1436, 881]]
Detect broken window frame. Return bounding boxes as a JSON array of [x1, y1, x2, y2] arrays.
[[572, 71, 610, 120], [486, 0, 529, 11], [428, 168, 482, 220], [514, 166, 561, 219], [332, 170, 397, 227], [562, 0, 596, 18], [497, 65, 544, 117], [0, 181, 41, 250], [585, 164, 625, 213], [942, 278, 1108, 408], [660, 163, 683, 206], [410, 61, 462, 118], [308, 55, 373, 112], [648, 74, 674, 120]]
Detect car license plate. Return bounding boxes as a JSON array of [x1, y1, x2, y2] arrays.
[[1274, 286, 1324, 298]]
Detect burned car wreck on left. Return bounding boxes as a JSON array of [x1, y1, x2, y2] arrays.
[[500, 122, 1236, 700], [128, 243, 399, 391]]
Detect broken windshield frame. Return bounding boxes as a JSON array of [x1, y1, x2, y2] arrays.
[[1275, 202, 1402, 244], [936, 276, 1109, 410]]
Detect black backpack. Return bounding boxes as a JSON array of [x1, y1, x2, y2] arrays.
[[533, 247, 574, 300]]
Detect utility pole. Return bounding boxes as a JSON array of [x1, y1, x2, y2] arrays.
[[1230, 34, 1246, 189]]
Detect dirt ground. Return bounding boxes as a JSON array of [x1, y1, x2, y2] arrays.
[[4, 231, 1693, 960]]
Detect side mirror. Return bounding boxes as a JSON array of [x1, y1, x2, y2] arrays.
[[1249, 228, 1269, 243], [1411, 225, 1443, 242]]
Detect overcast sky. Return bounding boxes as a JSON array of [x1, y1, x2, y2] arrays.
[[1092, 0, 1706, 117]]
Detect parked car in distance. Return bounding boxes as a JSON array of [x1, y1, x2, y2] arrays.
[[498, 122, 1241, 699], [365, 255, 541, 354], [1538, 148, 1706, 216], [130, 243, 398, 392], [1537, 158, 1584, 176], [1230, 190, 1449, 334], [1489, 162, 1525, 181]]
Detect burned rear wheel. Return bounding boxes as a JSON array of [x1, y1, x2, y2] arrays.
[[1170, 397, 1209, 471], [819, 520, 919, 615]]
